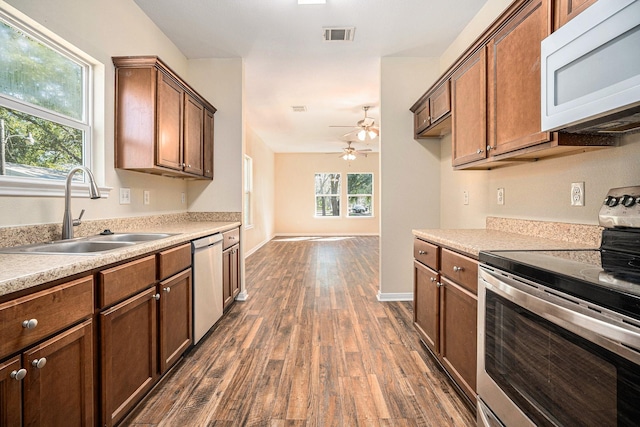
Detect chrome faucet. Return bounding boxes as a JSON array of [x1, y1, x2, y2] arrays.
[[62, 166, 101, 240]]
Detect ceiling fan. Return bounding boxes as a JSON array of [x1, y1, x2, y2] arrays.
[[330, 106, 380, 141], [340, 141, 372, 161]]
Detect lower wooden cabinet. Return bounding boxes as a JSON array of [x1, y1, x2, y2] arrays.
[[159, 268, 192, 374], [413, 238, 478, 406], [0, 320, 94, 427], [100, 287, 158, 427], [223, 245, 240, 311]]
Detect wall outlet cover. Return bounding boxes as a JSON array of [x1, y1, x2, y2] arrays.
[[571, 182, 585, 206], [119, 188, 131, 205], [497, 188, 505, 205], [463, 190, 469, 205], [143, 190, 150, 205]]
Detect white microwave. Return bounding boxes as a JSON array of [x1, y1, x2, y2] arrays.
[[541, 0, 640, 134]]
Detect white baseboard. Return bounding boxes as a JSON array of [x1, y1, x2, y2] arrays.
[[236, 291, 249, 301], [243, 235, 273, 258], [273, 233, 380, 237], [376, 291, 413, 302]]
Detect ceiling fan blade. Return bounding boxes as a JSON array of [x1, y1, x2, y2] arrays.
[[361, 117, 375, 127], [329, 125, 356, 128], [356, 148, 373, 152]]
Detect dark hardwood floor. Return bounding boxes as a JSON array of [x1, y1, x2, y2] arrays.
[[124, 236, 475, 426]]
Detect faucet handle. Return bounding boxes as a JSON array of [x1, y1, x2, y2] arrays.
[[73, 209, 85, 226]]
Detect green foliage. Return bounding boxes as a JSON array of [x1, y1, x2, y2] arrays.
[[348, 173, 372, 194]]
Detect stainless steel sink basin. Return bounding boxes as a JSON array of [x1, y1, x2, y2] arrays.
[[0, 240, 135, 255], [0, 232, 177, 255], [88, 233, 175, 242]]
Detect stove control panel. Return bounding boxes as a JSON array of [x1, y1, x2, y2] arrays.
[[599, 186, 640, 228]]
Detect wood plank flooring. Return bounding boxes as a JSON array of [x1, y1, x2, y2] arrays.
[[124, 236, 475, 426]]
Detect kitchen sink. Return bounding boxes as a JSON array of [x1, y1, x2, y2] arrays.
[[0, 232, 177, 255]]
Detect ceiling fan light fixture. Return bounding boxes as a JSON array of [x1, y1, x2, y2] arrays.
[[343, 152, 356, 161], [357, 129, 366, 141], [368, 130, 377, 139]]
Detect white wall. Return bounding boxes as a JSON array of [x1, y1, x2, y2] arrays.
[[379, 57, 441, 300], [186, 58, 244, 213], [1, 0, 196, 227], [274, 153, 380, 236], [244, 127, 275, 255]]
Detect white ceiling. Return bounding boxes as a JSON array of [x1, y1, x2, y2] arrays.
[[133, 0, 488, 154]]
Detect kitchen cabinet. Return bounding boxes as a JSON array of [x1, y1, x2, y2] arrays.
[[0, 276, 94, 427], [451, 47, 487, 167], [223, 228, 240, 311], [413, 239, 477, 406], [413, 80, 451, 138], [113, 56, 216, 180], [553, 0, 597, 30], [157, 244, 193, 374]]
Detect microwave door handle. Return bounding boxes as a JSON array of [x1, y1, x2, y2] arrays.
[[480, 269, 640, 364]]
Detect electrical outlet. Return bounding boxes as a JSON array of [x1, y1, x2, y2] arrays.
[[181, 193, 186, 204], [143, 190, 150, 205], [463, 190, 469, 205], [497, 188, 505, 205], [571, 182, 585, 206], [119, 188, 131, 205]]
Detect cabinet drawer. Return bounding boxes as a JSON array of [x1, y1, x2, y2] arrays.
[[158, 243, 191, 280], [440, 248, 478, 294], [0, 276, 93, 359], [223, 228, 240, 250], [99, 255, 156, 308], [414, 239, 439, 271]]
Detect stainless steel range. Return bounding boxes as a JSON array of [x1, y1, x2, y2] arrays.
[[477, 186, 640, 427]]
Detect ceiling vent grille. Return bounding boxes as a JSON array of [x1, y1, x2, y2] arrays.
[[291, 106, 307, 112], [323, 27, 355, 42]]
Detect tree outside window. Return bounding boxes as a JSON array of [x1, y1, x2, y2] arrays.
[[0, 15, 89, 181], [347, 173, 373, 217], [315, 173, 340, 217]]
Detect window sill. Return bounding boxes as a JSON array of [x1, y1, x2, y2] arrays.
[[0, 176, 112, 198]]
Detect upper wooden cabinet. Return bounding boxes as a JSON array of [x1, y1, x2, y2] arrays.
[[410, 0, 617, 170], [113, 56, 216, 180], [553, 0, 597, 30], [412, 80, 451, 138]]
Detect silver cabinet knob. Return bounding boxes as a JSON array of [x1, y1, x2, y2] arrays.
[[153, 293, 160, 301], [163, 287, 171, 293], [188, 164, 192, 168], [32, 358, 47, 369], [206, 170, 210, 173], [430, 277, 436, 282], [453, 266, 464, 272], [418, 250, 427, 255], [10, 369, 27, 381], [22, 319, 38, 329], [436, 282, 443, 288], [476, 149, 484, 154]]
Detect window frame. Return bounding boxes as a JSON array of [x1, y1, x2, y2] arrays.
[[244, 154, 253, 228], [314, 172, 341, 218], [346, 172, 374, 218], [0, 9, 106, 196]]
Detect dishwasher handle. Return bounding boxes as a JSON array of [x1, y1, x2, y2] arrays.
[[192, 233, 223, 250]]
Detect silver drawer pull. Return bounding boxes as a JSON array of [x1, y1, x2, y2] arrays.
[[32, 358, 47, 369], [22, 319, 38, 329], [418, 250, 427, 255], [10, 369, 27, 381], [453, 266, 464, 272], [163, 287, 171, 293]]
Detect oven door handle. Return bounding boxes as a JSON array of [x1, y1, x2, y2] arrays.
[[480, 268, 640, 363]]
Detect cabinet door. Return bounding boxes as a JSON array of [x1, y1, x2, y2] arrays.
[[100, 287, 158, 427], [203, 109, 214, 179], [554, 0, 596, 30], [413, 261, 440, 355], [156, 71, 183, 171], [23, 320, 93, 427], [487, 0, 551, 157], [223, 248, 233, 311], [429, 80, 451, 124], [231, 247, 240, 299], [0, 357, 22, 427], [414, 102, 430, 134], [440, 278, 477, 402], [159, 269, 192, 374], [183, 94, 204, 176], [451, 47, 487, 166]]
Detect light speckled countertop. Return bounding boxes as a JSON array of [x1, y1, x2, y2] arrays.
[[412, 228, 598, 259], [0, 221, 240, 297]]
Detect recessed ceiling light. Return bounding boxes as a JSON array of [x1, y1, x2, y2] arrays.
[[298, 0, 326, 4]]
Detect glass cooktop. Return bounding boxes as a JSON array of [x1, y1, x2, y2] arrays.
[[480, 249, 640, 321]]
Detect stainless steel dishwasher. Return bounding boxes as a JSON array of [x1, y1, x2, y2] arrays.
[[191, 233, 223, 344]]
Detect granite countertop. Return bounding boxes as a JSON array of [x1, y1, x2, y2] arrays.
[[0, 221, 240, 298], [412, 228, 598, 259]]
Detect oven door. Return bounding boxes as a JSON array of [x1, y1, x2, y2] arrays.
[[478, 266, 640, 427]]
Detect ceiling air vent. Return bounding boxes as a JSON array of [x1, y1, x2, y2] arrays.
[[323, 27, 355, 42], [291, 106, 307, 112]]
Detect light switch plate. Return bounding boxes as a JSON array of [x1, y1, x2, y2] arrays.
[[119, 188, 131, 205]]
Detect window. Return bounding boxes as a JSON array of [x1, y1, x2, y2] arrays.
[[347, 173, 373, 217], [244, 155, 253, 227], [315, 173, 340, 217], [0, 12, 91, 183]]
